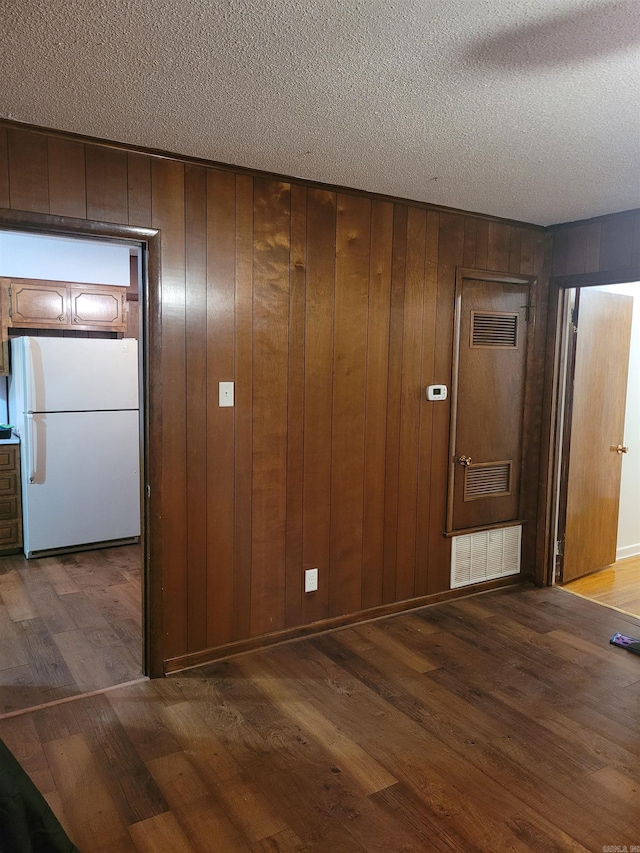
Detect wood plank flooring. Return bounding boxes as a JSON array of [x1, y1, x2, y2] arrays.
[[1, 584, 640, 852], [564, 555, 640, 618], [0, 544, 142, 714]]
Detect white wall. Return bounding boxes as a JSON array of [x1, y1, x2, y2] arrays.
[[596, 283, 640, 559], [0, 231, 131, 286]]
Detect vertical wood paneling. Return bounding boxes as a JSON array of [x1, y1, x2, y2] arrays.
[[301, 190, 336, 626], [414, 211, 440, 596], [0, 122, 558, 668], [427, 213, 465, 593], [551, 227, 570, 276], [584, 222, 601, 272], [250, 179, 291, 637], [382, 205, 407, 604], [633, 215, 640, 270], [463, 218, 477, 268], [47, 138, 86, 218], [284, 184, 307, 628], [206, 169, 236, 648], [522, 229, 551, 577], [361, 201, 393, 610], [552, 212, 640, 277], [475, 220, 489, 270], [152, 158, 187, 658], [487, 221, 511, 270], [600, 215, 635, 271], [395, 207, 427, 601], [329, 194, 371, 617], [86, 145, 128, 223], [127, 153, 152, 228], [519, 229, 535, 275], [508, 226, 522, 274], [233, 175, 254, 641], [184, 164, 207, 652], [0, 128, 9, 208], [7, 129, 49, 212], [565, 223, 588, 275]]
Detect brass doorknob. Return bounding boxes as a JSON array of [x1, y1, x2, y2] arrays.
[[458, 455, 473, 467], [612, 444, 629, 454]]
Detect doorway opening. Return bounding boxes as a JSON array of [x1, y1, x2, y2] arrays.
[[0, 213, 160, 714], [552, 281, 640, 618]]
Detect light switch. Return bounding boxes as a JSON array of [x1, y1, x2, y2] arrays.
[[219, 381, 234, 407]]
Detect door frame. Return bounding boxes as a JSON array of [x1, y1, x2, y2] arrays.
[[537, 267, 640, 587], [0, 207, 164, 677]]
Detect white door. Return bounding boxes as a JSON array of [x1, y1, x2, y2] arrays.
[[23, 409, 141, 556]]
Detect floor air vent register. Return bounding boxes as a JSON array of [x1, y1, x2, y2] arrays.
[[451, 525, 521, 589]]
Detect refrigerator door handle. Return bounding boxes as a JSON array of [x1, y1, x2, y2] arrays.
[[23, 337, 33, 414], [25, 413, 36, 483]]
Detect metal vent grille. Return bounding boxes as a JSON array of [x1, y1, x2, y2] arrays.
[[471, 312, 518, 348], [451, 525, 521, 589], [464, 462, 511, 501]]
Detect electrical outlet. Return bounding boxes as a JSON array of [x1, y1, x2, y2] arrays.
[[304, 568, 318, 593]]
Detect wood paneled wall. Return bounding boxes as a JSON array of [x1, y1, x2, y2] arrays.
[[0, 122, 549, 670], [551, 209, 640, 281]]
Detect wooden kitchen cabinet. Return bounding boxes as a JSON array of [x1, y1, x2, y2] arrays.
[[6, 280, 68, 327], [69, 286, 126, 329], [0, 278, 128, 375], [0, 444, 23, 554]]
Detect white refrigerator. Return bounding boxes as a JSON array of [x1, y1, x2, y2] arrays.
[[9, 337, 141, 558]]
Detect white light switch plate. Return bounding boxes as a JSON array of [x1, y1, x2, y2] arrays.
[[219, 381, 234, 407]]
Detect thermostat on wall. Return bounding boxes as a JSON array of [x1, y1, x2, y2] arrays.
[[426, 384, 448, 401]]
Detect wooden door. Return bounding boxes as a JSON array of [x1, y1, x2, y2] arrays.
[[561, 289, 633, 583], [448, 271, 533, 532]]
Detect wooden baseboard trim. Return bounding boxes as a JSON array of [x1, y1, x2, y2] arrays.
[[164, 575, 527, 674]]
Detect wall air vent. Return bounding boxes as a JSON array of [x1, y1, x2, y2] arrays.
[[464, 462, 511, 501], [471, 311, 518, 348], [451, 525, 521, 589]]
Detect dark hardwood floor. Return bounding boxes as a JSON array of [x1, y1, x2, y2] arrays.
[[0, 544, 142, 714], [1, 583, 639, 851]]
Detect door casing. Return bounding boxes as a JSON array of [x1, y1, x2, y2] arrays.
[[0, 207, 163, 677], [539, 268, 640, 587]]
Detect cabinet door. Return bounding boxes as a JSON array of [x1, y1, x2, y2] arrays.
[[9, 280, 69, 328], [0, 445, 22, 552], [70, 286, 126, 331], [9, 280, 69, 326]]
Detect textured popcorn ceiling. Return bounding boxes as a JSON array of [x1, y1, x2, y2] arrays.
[[1, 0, 639, 225]]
